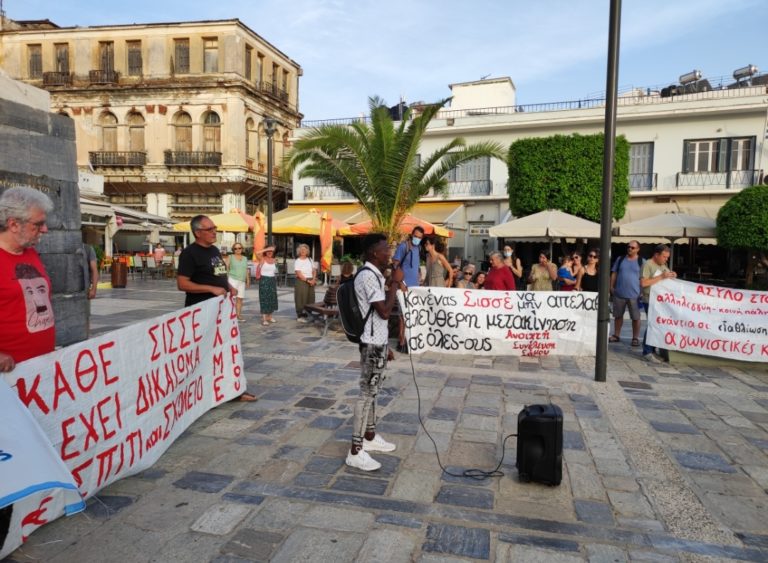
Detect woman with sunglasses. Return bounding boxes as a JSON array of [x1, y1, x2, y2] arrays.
[[255, 246, 278, 325], [224, 243, 250, 322], [576, 249, 600, 292]]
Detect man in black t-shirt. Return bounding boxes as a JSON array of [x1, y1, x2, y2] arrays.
[[177, 215, 234, 306], [177, 214, 257, 401]]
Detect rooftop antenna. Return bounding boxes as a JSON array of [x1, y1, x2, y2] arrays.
[[480, 73, 491, 80]]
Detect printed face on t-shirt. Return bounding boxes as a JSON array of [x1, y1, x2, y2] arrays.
[[212, 256, 227, 276], [20, 275, 54, 332]]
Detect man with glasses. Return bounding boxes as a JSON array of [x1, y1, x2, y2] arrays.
[[0, 186, 55, 373], [609, 240, 643, 346], [177, 215, 257, 401]]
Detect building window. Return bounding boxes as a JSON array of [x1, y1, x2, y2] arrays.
[[174, 112, 192, 151], [256, 53, 264, 85], [282, 69, 289, 93], [99, 42, 115, 72], [629, 142, 655, 189], [203, 38, 218, 73], [271, 63, 278, 86], [203, 112, 221, 152], [683, 137, 754, 173], [54, 43, 69, 73], [127, 112, 145, 151], [174, 39, 190, 74], [245, 118, 255, 162], [28, 44, 42, 79], [244, 45, 253, 80], [126, 41, 142, 76], [100, 112, 118, 151], [445, 156, 490, 195]]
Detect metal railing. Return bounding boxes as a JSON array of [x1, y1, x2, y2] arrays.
[[441, 180, 492, 196], [258, 81, 289, 103], [303, 185, 353, 200], [164, 150, 222, 167], [43, 72, 73, 86], [89, 69, 119, 84], [301, 84, 768, 127], [89, 151, 147, 167], [629, 173, 658, 191], [675, 169, 763, 189]]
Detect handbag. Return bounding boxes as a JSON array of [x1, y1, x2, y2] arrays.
[[255, 262, 263, 280]]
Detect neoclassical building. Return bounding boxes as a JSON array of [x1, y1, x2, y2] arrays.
[[0, 17, 301, 226]]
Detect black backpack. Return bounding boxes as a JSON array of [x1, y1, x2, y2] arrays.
[[337, 266, 381, 343]]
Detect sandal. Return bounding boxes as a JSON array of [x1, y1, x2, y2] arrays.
[[608, 335, 620, 343], [631, 338, 640, 347], [262, 321, 269, 326]]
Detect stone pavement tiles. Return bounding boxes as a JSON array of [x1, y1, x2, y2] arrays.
[[6, 280, 768, 562]]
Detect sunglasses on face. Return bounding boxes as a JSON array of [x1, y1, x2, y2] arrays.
[[233, 247, 243, 251], [588, 253, 597, 258]]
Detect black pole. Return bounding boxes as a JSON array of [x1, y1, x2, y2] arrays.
[[596, 0, 622, 383], [267, 134, 274, 246]]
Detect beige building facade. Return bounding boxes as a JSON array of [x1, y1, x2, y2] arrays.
[[0, 17, 301, 229]]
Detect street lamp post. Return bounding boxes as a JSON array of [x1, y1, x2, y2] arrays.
[[264, 116, 278, 246]]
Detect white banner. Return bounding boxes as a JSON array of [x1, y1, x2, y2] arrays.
[[647, 279, 768, 362], [399, 288, 598, 356], [0, 296, 244, 558]]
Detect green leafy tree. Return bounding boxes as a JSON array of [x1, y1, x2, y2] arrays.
[[507, 133, 630, 221], [285, 97, 505, 243], [716, 184, 768, 286]]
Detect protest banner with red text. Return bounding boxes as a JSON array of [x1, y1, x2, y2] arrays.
[[646, 279, 768, 362], [398, 287, 597, 356], [0, 296, 244, 558]]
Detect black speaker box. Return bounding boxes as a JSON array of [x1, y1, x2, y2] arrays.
[[516, 403, 563, 486]]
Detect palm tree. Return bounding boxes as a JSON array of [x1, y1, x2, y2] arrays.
[[285, 96, 505, 242]]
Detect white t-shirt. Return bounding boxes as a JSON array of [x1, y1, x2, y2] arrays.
[[259, 261, 277, 278], [354, 262, 388, 346], [295, 257, 315, 280]]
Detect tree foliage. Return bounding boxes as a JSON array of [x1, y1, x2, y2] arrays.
[[285, 97, 505, 243], [506, 133, 630, 221], [716, 184, 768, 250]]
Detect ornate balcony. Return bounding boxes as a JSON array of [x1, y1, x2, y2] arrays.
[[303, 185, 353, 200], [675, 169, 763, 189], [43, 72, 73, 86], [629, 173, 658, 191], [89, 151, 146, 167], [258, 81, 289, 103], [164, 150, 222, 167], [89, 69, 119, 84], [443, 180, 492, 196]]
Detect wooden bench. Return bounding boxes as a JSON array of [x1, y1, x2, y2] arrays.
[[304, 285, 340, 336]]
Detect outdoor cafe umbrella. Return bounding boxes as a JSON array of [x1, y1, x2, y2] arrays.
[[348, 213, 453, 238], [251, 211, 266, 261], [271, 208, 351, 236], [320, 212, 334, 273], [615, 212, 716, 239], [489, 209, 601, 255]]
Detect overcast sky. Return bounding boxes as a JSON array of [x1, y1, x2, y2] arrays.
[[7, 0, 767, 119]]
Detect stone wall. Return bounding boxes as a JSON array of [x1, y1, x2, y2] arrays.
[[0, 78, 88, 346]]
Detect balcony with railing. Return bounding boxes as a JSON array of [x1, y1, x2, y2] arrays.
[[675, 169, 763, 190], [89, 151, 147, 167], [258, 81, 289, 103], [303, 185, 353, 200], [441, 180, 492, 197], [43, 72, 73, 87], [89, 69, 119, 84], [164, 150, 222, 167], [629, 173, 658, 191]]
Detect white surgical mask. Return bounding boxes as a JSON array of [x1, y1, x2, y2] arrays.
[[504, 251, 512, 257], [412, 237, 421, 246]]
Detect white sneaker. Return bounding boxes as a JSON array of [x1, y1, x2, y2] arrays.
[[643, 353, 663, 364], [345, 450, 381, 471], [363, 434, 396, 453], [297, 317, 308, 323]]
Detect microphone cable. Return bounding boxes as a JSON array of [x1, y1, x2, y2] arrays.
[[399, 287, 516, 480]]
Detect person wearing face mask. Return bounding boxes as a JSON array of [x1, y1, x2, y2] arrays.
[[392, 226, 424, 354], [502, 244, 523, 288]]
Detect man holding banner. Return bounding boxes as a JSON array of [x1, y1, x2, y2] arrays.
[[177, 214, 257, 401], [641, 244, 677, 363]]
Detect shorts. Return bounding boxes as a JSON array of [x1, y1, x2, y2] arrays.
[[612, 296, 640, 320], [228, 277, 246, 298]]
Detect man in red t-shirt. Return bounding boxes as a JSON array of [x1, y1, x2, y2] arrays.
[[0, 186, 55, 372]]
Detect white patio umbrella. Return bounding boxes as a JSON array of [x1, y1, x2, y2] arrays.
[[489, 209, 601, 255], [615, 212, 716, 239]]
